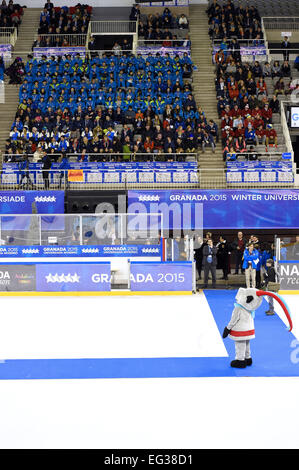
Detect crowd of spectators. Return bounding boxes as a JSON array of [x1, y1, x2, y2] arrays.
[[4, 51, 218, 162], [216, 57, 285, 161], [207, 0, 263, 42], [210, 2, 294, 161], [0, 0, 23, 30], [34, 2, 92, 48], [194, 231, 275, 289], [138, 8, 190, 48]]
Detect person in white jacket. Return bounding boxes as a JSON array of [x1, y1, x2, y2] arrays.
[[222, 288, 263, 368]]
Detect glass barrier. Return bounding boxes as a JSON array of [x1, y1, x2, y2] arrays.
[[0, 213, 163, 247], [279, 236, 299, 261], [165, 236, 194, 262]]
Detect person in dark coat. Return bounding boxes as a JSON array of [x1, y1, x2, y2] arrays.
[[18, 155, 34, 189], [42, 151, 52, 190], [202, 239, 218, 288], [263, 258, 277, 315], [231, 231, 247, 274], [216, 235, 229, 280], [281, 36, 291, 61], [193, 235, 204, 280]]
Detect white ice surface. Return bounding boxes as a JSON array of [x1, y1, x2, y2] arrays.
[[0, 292, 297, 449], [274, 294, 299, 339], [0, 293, 228, 359], [0, 377, 299, 449]]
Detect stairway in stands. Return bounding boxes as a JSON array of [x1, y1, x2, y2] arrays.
[[189, 4, 225, 189], [0, 8, 41, 158]]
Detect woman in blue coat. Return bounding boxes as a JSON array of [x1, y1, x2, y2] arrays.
[[243, 243, 259, 288]]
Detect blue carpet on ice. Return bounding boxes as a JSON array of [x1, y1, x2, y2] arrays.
[[0, 290, 298, 379]]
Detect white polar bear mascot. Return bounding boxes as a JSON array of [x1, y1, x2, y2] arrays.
[[222, 288, 293, 368]]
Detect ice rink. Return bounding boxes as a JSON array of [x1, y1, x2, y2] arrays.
[[0, 291, 298, 448]]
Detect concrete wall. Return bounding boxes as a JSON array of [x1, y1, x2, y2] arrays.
[[266, 30, 299, 42]]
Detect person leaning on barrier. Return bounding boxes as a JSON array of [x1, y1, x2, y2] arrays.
[[58, 152, 69, 189], [18, 155, 34, 189], [41, 150, 52, 190]]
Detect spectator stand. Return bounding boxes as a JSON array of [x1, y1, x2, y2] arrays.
[[209, 1, 295, 181], [0, 2, 23, 63], [137, 5, 190, 55], [6, 47, 200, 174], [33, 4, 92, 56]]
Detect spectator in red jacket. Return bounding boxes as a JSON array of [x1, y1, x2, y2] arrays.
[[256, 125, 266, 145], [261, 104, 272, 126], [253, 113, 264, 130], [265, 124, 277, 150]]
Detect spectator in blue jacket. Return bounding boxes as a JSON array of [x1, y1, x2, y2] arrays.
[[243, 243, 259, 288]]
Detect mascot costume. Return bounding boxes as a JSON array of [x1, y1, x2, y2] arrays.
[[222, 288, 292, 368]]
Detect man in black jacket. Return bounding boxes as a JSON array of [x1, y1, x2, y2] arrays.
[[281, 36, 291, 61], [42, 151, 52, 190], [231, 231, 247, 274], [263, 258, 277, 315], [203, 239, 218, 288]]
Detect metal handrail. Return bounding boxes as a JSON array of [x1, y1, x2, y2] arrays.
[[34, 34, 88, 47], [212, 39, 266, 45], [0, 168, 200, 190], [0, 27, 17, 45], [263, 17, 299, 30], [2, 153, 198, 164], [1, 167, 296, 190]]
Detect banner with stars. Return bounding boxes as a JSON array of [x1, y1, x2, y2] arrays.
[[36, 263, 111, 292]]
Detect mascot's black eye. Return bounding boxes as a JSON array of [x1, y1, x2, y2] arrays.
[[246, 295, 254, 303]]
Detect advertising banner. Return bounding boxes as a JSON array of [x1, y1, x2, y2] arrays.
[[2, 162, 198, 186], [0, 191, 64, 215], [36, 263, 111, 292], [0, 244, 162, 258], [128, 190, 299, 230], [68, 169, 84, 182], [278, 262, 299, 290], [137, 46, 190, 57], [130, 262, 193, 292], [212, 45, 266, 63], [0, 264, 35, 291], [0, 44, 12, 59], [33, 47, 86, 58]]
